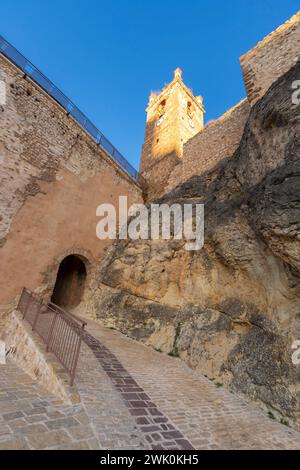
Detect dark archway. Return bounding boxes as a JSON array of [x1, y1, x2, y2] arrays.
[[51, 255, 87, 309]]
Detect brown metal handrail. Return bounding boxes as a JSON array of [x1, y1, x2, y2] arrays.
[[17, 287, 86, 385]]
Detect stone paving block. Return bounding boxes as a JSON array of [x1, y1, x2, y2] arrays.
[[0, 437, 29, 450], [136, 417, 149, 425], [7, 418, 27, 430], [140, 425, 161, 433], [46, 410, 64, 420], [175, 438, 195, 450], [0, 424, 11, 438], [87, 437, 101, 450], [24, 407, 47, 416], [2, 411, 24, 421], [32, 400, 51, 408], [16, 423, 48, 435], [46, 417, 80, 430], [68, 424, 95, 440], [27, 430, 74, 449], [56, 440, 91, 450], [0, 399, 31, 413], [25, 414, 48, 424]]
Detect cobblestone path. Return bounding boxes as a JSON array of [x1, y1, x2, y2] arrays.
[[84, 320, 300, 450], [0, 341, 148, 450], [82, 331, 194, 450], [0, 360, 97, 449], [1, 318, 300, 449]]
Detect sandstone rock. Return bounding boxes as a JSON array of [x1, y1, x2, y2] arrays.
[[92, 59, 300, 428]]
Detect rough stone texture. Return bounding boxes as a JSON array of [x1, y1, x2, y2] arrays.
[[240, 11, 300, 105], [85, 320, 300, 450], [75, 341, 149, 450], [165, 100, 250, 195], [141, 91, 249, 202], [0, 325, 148, 450], [0, 54, 142, 312], [92, 58, 300, 429], [1, 311, 79, 404], [0, 360, 96, 450], [141, 152, 180, 201], [81, 329, 194, 449]]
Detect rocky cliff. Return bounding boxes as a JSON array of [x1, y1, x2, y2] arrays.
[[90, 60, 300, 427]]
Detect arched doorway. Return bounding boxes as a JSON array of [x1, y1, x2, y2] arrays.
[[51, 255, 87, 309]]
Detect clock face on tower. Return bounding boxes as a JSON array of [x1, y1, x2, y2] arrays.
[[188, 118, 194, 128], [156, 116, 164, 127]]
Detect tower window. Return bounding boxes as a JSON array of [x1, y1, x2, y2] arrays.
[[158, 99, 166, 118], [187, 101, 194, 118]]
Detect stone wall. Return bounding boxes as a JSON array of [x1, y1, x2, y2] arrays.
[[0, 54, 143, 311], [1, 311, 79, 403], [240, 11, 300, 105], [165, 99, 250, 195], [142, 152, 180, 201]]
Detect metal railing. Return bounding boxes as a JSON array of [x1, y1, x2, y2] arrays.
[[17, 288, 86, 385], [0, 34, 141, 183]]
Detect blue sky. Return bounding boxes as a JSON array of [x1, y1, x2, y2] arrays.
[[1, 0, 299, 170]]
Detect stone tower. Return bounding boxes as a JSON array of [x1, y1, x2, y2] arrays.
[[140, 68, 204, 173]]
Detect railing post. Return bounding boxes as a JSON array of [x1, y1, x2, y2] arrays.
[[46, 311, 58, 353], [23, 290, 31, 320], [70, 324, 85, 386], [32, 297, 43, 331], [17, 288, 24, 312]]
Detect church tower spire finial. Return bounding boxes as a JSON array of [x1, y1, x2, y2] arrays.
[[174, 67, 182, 79]]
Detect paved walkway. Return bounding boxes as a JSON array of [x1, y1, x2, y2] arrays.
[[1, 318, 300, 450], [0, 342, 147, 450], [82, 330, 193, 450], [84, 320, 300, 450], [0, 361, 96, 449], [76, 341, 148, 450]]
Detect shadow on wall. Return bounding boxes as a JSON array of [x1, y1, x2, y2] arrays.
[[51, 255, 87, 309]]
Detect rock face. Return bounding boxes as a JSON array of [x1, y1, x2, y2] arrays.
[[91, 60, 300, 427]]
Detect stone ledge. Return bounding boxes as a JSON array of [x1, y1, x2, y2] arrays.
[[1, 310, 80, 405]]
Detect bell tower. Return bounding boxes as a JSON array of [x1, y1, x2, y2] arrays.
[[140, 68, 204, 173]]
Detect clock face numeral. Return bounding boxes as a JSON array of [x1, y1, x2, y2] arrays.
[[156, 116, 164, 127], [188, 118, 194, 128]]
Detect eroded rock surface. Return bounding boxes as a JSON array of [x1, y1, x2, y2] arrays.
[[91, 60, 300, 427]]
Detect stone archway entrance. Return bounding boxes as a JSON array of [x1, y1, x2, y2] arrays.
[[51, 255, 87, 309]]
